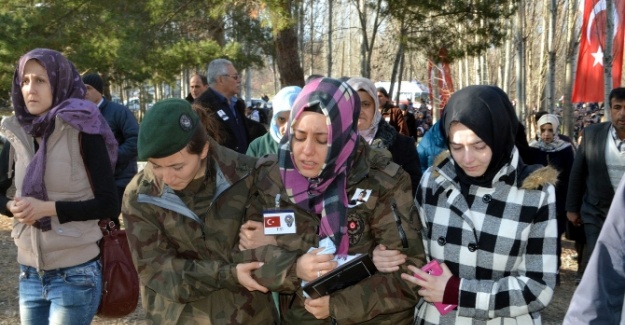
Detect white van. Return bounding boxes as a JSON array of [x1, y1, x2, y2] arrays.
[[375, 81, 429, 103]]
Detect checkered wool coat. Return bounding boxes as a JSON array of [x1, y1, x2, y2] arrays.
[[415, 148, 558, 325]]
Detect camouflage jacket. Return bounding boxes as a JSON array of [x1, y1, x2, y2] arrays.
[[245, 138, 426, 325], [122, 139, 277, 325]]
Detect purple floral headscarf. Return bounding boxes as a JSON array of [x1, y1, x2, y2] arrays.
[[11, 48, 117, 231], [277, 78, 360, 256]]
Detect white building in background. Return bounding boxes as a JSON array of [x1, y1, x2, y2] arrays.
[[374, 81, 430, 104]]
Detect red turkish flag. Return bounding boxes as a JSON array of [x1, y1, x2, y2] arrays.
[[572, 0, 625, 103], [264, 216, 281, 228]]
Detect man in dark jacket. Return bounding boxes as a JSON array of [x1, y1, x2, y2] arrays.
[[195, 59, 265, 153], [399, 103, 417, 140], [564, 175, 625, 323], [566, 87, 625, 280], [185, 73, 209, 103], [376, 87, 410, 137], [83, 73, 139, 225]]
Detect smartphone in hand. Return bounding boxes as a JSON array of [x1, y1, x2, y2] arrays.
[[415, 260, 457, 315]]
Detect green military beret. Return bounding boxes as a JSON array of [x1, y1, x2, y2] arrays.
[[138, 98, 199, 160]]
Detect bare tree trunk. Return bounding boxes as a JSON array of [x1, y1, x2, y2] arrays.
[[480, 53, 487, 84], [498, 51, 504, 88], [101, 71, 111, 100], [464, 57, 470, 88], [458, 58, 465, 90], [537, 0, 548, 112], [479, 19, 487, 83], [274, 1, 305, 87], [276, 25, 306, 87], [503, 4, 515, 93], [358, 0, 369, 77], [546, 0, 557, 113], [348, 6, 353, 77], [474, 56, 480, 84], [298, 1, 305, 72], [365, 0, 384, 79], [341, 36, 346, 77], [327, 0, 333, 77], [516, 0, 526, 122], [309, 0, 314, 75], [563, 0, 578, 137], [389, 18, 406, 98], [408, 51, 414, 81], [244, 67, 252, 102], [272, 56, 278, 94], [355, 0, 384, 78], [397, 47, 405, 104], [180, 68, 187, 99], [389, 43, 404, 99]]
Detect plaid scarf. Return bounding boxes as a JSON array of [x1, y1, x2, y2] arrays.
[[278, 78, 360, 256]]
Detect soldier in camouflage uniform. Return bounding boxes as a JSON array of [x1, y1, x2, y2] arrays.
[[239, 78, 425, 324], [122, 99, 278, 324]]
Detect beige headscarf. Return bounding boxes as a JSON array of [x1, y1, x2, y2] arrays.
[[346, 77, 382, 144]]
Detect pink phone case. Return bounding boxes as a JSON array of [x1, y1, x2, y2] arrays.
[[415, 260, 457, 315]]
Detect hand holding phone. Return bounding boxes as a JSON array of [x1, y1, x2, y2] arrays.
[[414, 260, 457, 315]]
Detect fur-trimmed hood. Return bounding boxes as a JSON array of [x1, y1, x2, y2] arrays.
[[370, 119, 397, 150], [520, 165, 559, 190]]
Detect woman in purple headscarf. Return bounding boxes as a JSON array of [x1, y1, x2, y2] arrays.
[[0, 48, 119, 324], [238, 78, 425, 324]]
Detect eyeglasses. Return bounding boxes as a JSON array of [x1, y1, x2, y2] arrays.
[[222, 74, 240, 81]]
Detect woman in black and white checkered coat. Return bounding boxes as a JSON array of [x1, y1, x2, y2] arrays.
[[374, 85, 559, 324]]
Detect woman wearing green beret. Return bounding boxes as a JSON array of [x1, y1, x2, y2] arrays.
[[121, 98, 279, 324]]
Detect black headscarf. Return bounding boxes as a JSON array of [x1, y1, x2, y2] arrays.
[[442, 85, 518, 188]]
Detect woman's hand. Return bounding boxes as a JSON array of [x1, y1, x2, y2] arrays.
[[238, 220, 277, 250], [236, 262, 269, 293], [9, 197, 55, 225], [401, 262, 453, 303], [296, 247, 338, 281], [304, 296, 330, 319], [372, 244, 406, 272]]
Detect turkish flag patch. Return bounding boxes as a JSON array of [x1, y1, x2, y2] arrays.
[[264, 216, 281, 228]]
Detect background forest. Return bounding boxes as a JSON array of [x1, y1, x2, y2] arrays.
[[0, 0, 622, 137]]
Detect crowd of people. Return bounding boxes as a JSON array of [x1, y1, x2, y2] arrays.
[[1, 47, 625, 324]]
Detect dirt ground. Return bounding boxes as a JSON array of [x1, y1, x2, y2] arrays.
[[0, 216, 577, 325]]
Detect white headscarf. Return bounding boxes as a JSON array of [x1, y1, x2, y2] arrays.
[[270, 86, 301, 144], [534, 114, 570, 152], [346, 77, 382, 144]]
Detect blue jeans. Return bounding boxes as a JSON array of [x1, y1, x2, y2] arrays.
[[19, 259, 102, 325]]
